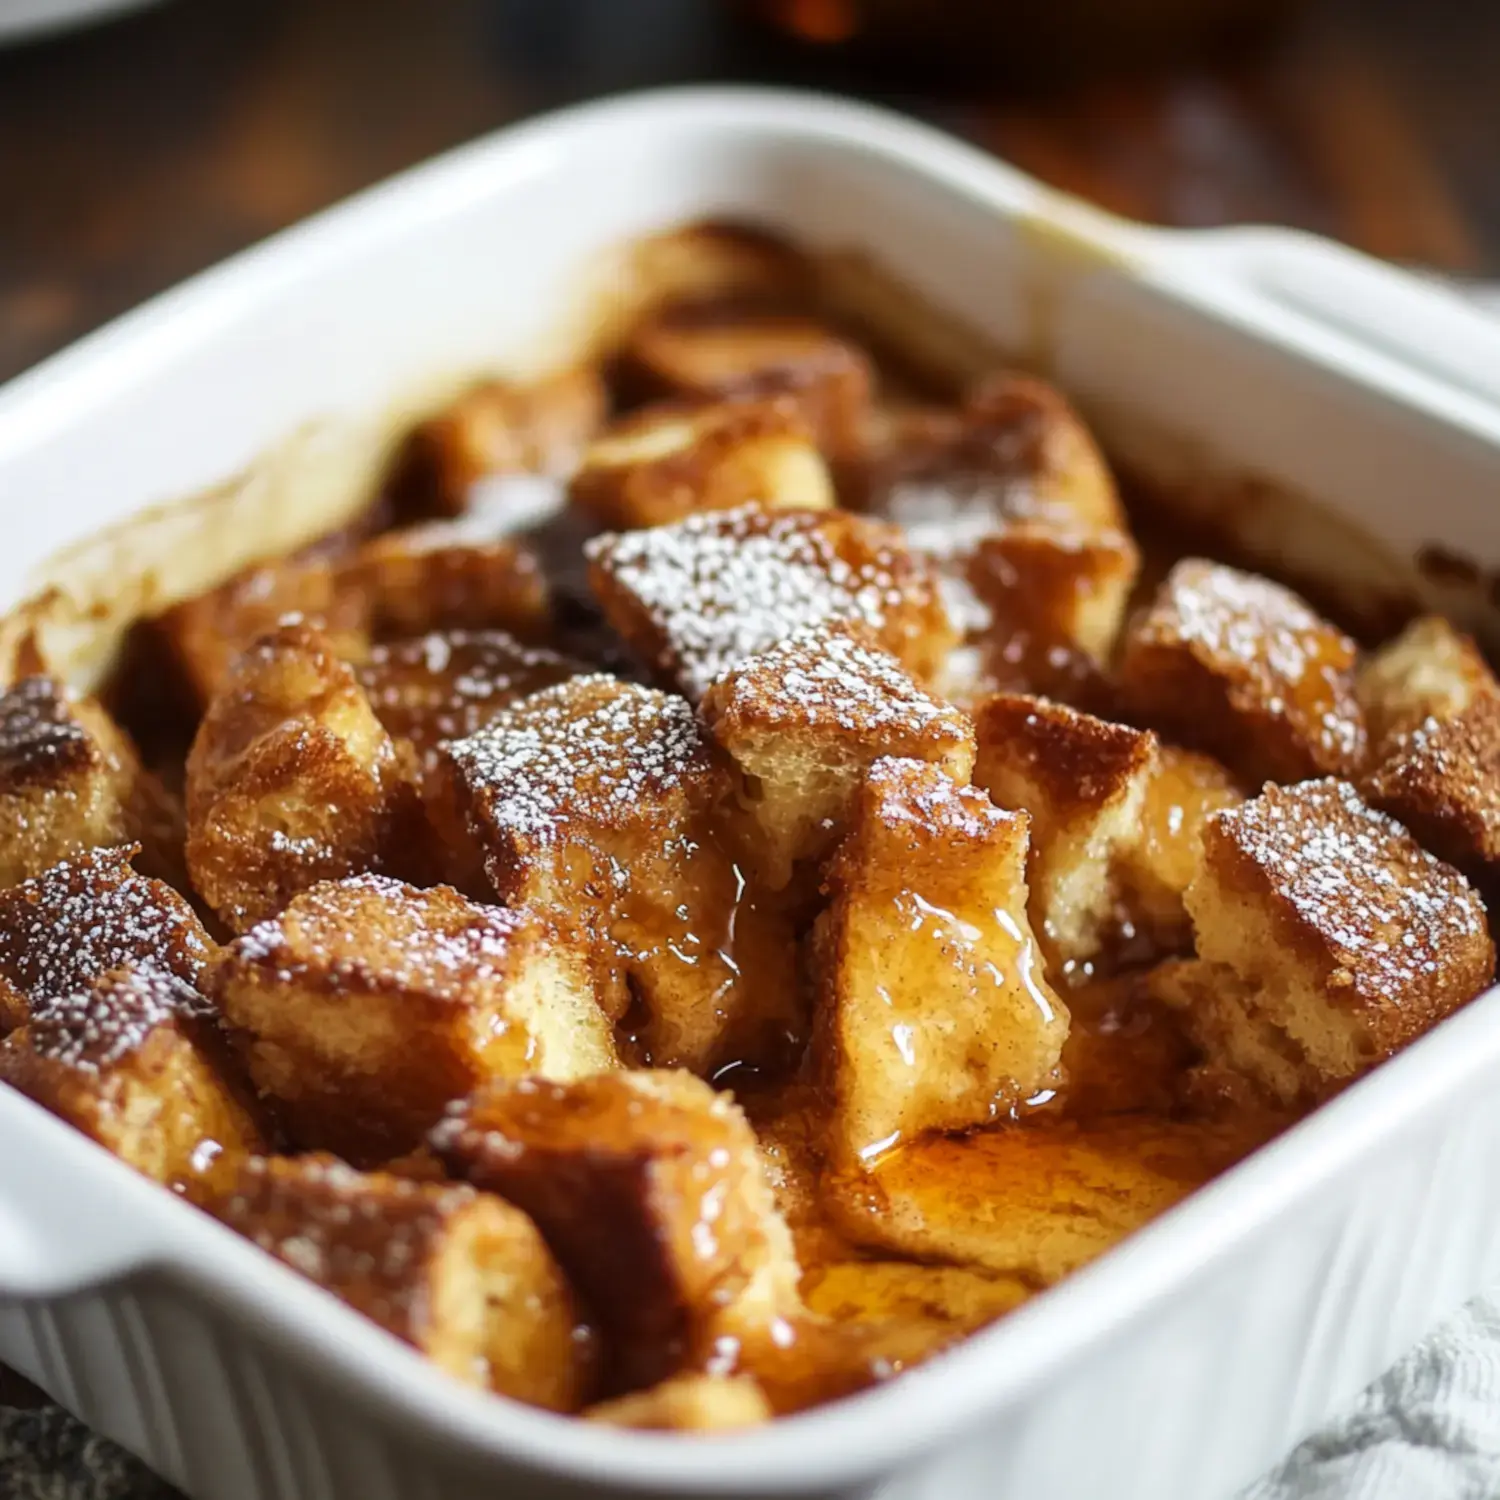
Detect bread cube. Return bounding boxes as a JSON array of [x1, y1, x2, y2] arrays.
[[152, 551, 369, 710], [587, 1374, 772, 1431], [185, 625, 419, 931], [0, 846, 212, 1035], [210, 875, 614, 1163], [811, 758, 1069, 1167], [1116, 745, 1244, 952], [571, 397, 834, 531], [0, 676, 181, 889], [432, 674, 798, 1072], [384, 368, 607, 520], [587, 504, 954, 701], [431, 1069, 799, 1395], [0, 967, 262, 1186], [700, 622, 976, 888], [1117, 560, 1366, 783], [1358, 614, 1495, 746], [357, 630, 578, 784], [619, 309, 873, 463], [202, 1153, 591, 1409], [1161, 778, 1495, 1104], [972, 692, 1157, 970]]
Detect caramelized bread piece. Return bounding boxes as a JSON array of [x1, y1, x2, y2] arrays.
[[0, 967, 261, 1186], [701, 622, 976, 888], [1157, 779, 1495, 1105], [385, 368, 607, 520], [586, 505, 955, 701], [587, 1374, 772, 1432], [1117, 560, 1366, 783], [185, 625, 418, 932], [1116, 745, 1244, 953], [432, 1070, 799, 1395], [811, 758, 1069, 1167], [1358, 614, 1495, 746], [571, 398, 834, 530], [0, 676, 181, 889], [153, 551, 369, 710], [344, 517, 553, 644], [972, 693, 1158, 970], [619, 309, 873, 462], [798, 1259, 1030, 1334], [357, 630, 578, 785], [432, 675, 797, 1072], [0, 846, 212, 1034], [828, 1112, 1280, 1285], [211, 875, 614, 1163], [1362, 696, 1500, 880], [203, 1153, 591, 1409]]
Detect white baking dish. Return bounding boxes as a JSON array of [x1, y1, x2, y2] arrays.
[[5, 87, 1500, 1500]]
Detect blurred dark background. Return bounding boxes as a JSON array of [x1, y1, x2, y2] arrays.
[[0, 0, 1497, 384]]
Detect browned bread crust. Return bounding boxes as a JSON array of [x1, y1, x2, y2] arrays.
[[587, 504, 954, 701], [586, 1373, 772, 1431], [210, 874, 614, 1164], [1117, 559, 1366, 783], [201, 1152, 592, 1409]]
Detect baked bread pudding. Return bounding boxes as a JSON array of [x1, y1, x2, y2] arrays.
[[3, 228, 1495, 1431]]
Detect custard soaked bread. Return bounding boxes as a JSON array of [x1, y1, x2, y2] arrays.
[[0, 967, 262, 1186], [586, 504, 955, 701], [211, 875, 614, 1164], [701, 621, 975, 889], [1118, 560, 1367, 784], [186, 625, 420, 931], [0, 677, 181, 889], [432, 1070, 799, 1395], [570, 397, 834, 530], [812, 758, 1069, 1167], [1153, 779, 1495, 1105], [201, 1153, 592, 1410], [432, 674, 797, 1073]]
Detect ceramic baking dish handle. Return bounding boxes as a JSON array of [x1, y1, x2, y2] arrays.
[[1169, 225, 1500, 414], [0, 1140, 161, 1299]]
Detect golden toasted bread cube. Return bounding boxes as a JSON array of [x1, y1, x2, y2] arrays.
[[811, 758, 1069, 1167], [587, 504, 955, 701], [972, 693, 1157, 970], [700, 622, 976, 889], [0, 846, 213, 1035], [357, 629, 578, 786], [1159, 778, 1495, 1105], [1358, 615, 1495, 747], [570, 397, 834, 531], [185, 625, 418, 932], [202, 1153, 591, 1409], [1362, 695, 1500, 881], [211, 875, 614, 1163], [1116, 745, 1245, 953], [1117, 560, 1366, 784], [967, 523, 1140, 666], [799, 1259, 1030, 1333], [153, 552, 370, 710], [0, 967, 262, 1186], [384, 368, 607, 520], [587, 1373, 772, 1431], [431, 674, 797, 1072], [827, 1113, 1279, 1286], [0, 676, 181, 889], [619, 309, 873, 463], [343, 518, 553, 643], [432, 1069, 798, 1395]]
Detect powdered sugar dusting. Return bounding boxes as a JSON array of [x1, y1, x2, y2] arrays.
[[445, 674, 705, 844], [0, 848, 211, 1013], [1211, 778, 1487, 1001], [865, 756, 1014, 844], [28, 968, 208, 1073], [587, 505, 927, 699], [0, 677, 93, 788]]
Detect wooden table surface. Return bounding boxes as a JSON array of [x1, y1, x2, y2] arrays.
[[0, 0, 1497, 1481]]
